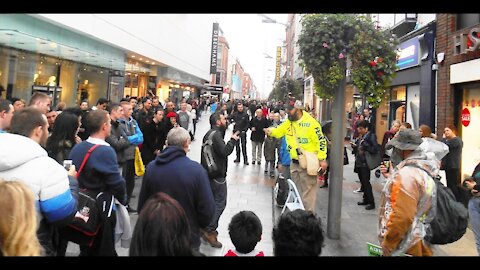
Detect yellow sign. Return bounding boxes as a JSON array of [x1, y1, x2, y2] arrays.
[[275, 46, 282, 81]]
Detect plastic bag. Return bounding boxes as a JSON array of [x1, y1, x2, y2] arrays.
[[134, 146, 145, 176]]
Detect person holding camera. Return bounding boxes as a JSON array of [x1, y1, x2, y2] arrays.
[[201, 113, 239, 248]]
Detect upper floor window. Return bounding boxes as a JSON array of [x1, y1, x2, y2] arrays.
[[457, 14, 480, 30]]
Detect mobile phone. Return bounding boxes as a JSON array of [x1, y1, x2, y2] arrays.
[[63, 160, 72, 171], [382, 159, 390, 168]]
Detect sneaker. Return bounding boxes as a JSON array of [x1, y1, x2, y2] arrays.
[[264, 170, 268, 174], [357, 201, 369, 206], [320, 184, 328, 188], [353, 188, 363, 193], [244, 161, 249, 165], [270, 173, 275, 178], [234, 159, 240, 163], [365, 204, 376, 210], [258, 162, 261, 165], [252, 161, 256, 165]]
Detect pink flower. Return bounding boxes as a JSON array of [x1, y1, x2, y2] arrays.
[[339, 53, 345, 59], [323, 42, 329, 48]]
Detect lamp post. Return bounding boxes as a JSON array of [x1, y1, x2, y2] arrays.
[[327, 28, 355, 240]]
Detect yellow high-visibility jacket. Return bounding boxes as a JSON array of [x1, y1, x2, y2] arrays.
[[270, 110, 327, 161]]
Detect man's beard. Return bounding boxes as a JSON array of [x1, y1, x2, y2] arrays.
[[288, 111, 299, 121]]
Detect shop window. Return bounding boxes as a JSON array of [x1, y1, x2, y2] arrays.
[[456, 14, 480, 30], [460, 87, 480, 180], [391, 85, 406, 101]]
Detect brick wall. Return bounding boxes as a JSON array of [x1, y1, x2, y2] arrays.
[[436, 14, 480, 134]]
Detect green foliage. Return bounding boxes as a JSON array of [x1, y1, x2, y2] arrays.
[[268, 78, 304, 101], [298, 14, 399, 108]]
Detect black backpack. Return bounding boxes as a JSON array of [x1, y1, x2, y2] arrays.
[[404, 162, 468, 245], [202, 130, 217, 174], [426, 176, 469, 244]]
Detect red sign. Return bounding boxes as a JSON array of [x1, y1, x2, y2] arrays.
[[462, 108, 471, 127]]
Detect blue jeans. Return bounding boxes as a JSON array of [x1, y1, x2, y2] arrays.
[[468, 197, 480, 255], [206, 178, 227, 232]]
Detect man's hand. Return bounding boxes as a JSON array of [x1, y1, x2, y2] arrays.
[[231, 132, 240, 141], [264, 128, 272, 135], [67, 164, 77, 177], [319, 160, 328, 172], [251, 127, 256, 132]]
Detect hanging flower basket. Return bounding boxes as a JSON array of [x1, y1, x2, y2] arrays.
[[298, 14, 399, 108]]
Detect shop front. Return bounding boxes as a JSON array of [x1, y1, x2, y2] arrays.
[[451, 58, 480, 180], [0, 14, 125, 107], [382, 22, 436, 138]]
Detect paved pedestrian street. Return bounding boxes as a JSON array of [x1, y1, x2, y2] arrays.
[[66, 112, 477, 256]]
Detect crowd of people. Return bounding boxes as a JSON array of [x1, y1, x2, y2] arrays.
[[0, 93, 328, 257], [1, 90, 479, 257]]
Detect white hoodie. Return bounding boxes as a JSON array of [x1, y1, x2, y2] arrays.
[[0, 133, 76, 224]]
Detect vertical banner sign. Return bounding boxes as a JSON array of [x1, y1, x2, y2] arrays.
[[210, 23, 219, 74], [275, 46, 282, 81]]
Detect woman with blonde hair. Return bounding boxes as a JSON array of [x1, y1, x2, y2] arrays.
[[0, 179, 42, 256]]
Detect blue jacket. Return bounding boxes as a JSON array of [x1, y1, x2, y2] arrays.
[[118, 117, 144, 161], [279, 136, 291, 166], [69, 141, 127, 205], [137, 146, 215, 249]]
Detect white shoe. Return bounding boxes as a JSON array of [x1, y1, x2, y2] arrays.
[[353, 188, 363, 193]]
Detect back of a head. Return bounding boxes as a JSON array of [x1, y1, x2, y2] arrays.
[[0, 98, 12, 113], [96, 97, 109, 106], [28, 92, 49, 107], [129, 192, 191, 256], [272, 209, 324, 256], [419, 124, 432, 138], [166, 127, 190, 148], [10, 107, 46, 138], [0, 179, 42, 256], [228, 211, 262, 254], [86, 110, 109, 135]]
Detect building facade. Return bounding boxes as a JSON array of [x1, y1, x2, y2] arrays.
[[0, 14, 213, 107], [436, 13, 480, 179]]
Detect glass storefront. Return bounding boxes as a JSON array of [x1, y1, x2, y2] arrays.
[[459, 86, 480, 180], [0, 45, 122, 107]]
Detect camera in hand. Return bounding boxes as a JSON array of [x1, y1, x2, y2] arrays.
[[63, 160, 72, 171]]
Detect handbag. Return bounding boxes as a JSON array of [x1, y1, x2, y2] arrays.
[[62, 144, 103, 247], [134, 146, 145, 176], [365, 149, 382, 170], [292, 125, 319, 176]]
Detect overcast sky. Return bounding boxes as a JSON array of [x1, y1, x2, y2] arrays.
[[198, 14, 288, 98]]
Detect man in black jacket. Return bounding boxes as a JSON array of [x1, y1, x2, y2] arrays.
[[201, 112, 239, 248], [228, 102, 250, 165]]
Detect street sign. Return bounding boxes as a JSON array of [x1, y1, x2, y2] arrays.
[[367, 242, 383, 256], [462, 107, 471, 127]]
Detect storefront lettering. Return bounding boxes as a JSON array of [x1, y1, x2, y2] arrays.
[[466, 28, 480, 52]]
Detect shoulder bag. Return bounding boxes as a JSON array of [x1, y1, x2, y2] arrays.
[[292, 125, 319, 176]]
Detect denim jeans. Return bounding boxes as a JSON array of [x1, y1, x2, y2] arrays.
[[468, 197, 480, 255], [206, 178, 227, 232]]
